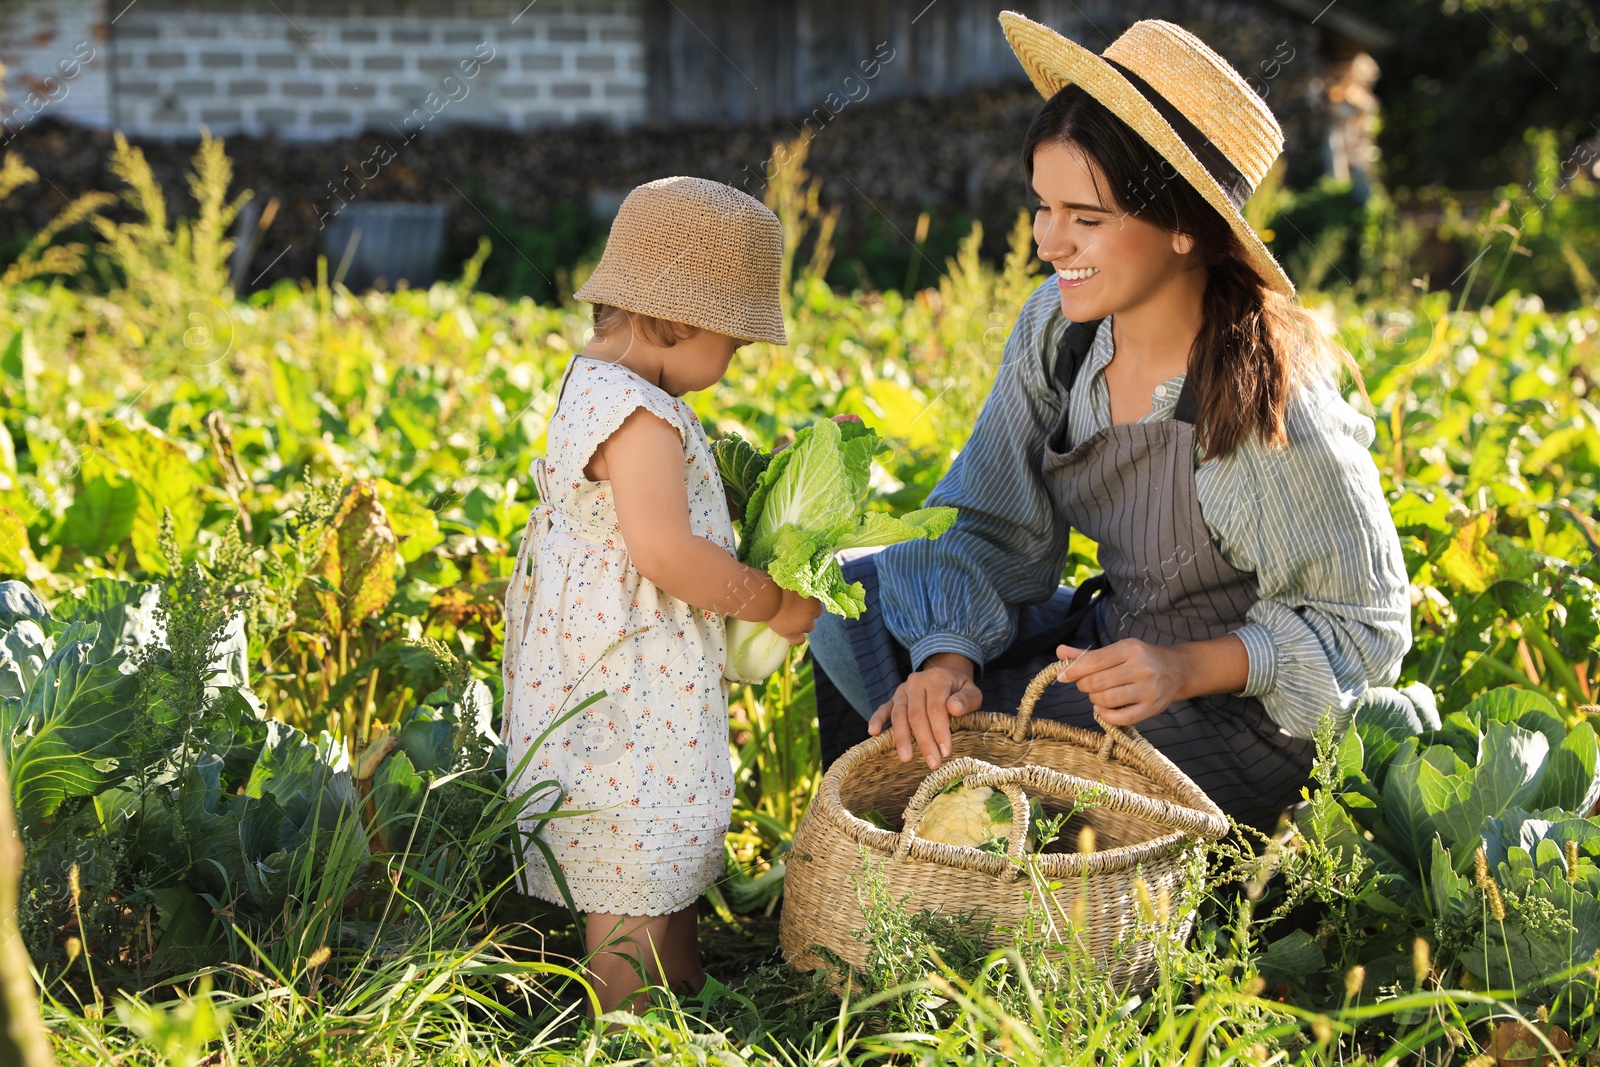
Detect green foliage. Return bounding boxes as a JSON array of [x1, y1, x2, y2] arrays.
[[285, 479, 404, 657], [1255, 134, 1600, 308], [826, 207, 981, 296], [1471, 809, 1600, 1008], [4, 131, 1599, 1066], [0, 149, 113, 290], [1338, 0, 1600, 190], [1280, 684, 1600, 1029], [110, 974, 227, 1067], [12, 551, 552, 1001], [100, 130, 248, 295], [445, 181, 604, 304], [840, 851, 997, 1031], [1346, 283, 1600, 714], [786, 837, 1317, 1066], [1266, 177, 1377, 293], [711, 650, 819, 922], [1438, 130, 1600, 310], [0, 757, 55, 1067]]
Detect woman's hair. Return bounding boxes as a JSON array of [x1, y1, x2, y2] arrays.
[[1021, 85, 1367, 461], [591, 302, 699, 347]]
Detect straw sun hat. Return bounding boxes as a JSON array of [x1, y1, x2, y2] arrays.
[[999, 12, 1295, 295], [575, 176, 788, 345]]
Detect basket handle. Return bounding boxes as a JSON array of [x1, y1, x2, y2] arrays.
[[967, 761, 1230, 841], [895, 752, 1228, 853], [892, 757, 1034, 879], [1013, 660, 1131, 759], [1008, 661, 1229, 840]]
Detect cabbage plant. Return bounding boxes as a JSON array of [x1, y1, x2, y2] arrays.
[[1459, 807, 1600, 1006], [1288, 684, 1600, 1020], [5, 567, 512, 985], [714, 419, 957, 683]]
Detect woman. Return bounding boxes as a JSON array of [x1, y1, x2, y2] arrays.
[[808, 14, 1412, 833]]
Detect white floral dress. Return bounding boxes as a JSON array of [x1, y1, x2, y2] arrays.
[[504, 356, 738, 917]]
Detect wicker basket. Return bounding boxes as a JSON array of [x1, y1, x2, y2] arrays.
[[780, 663, 1230, 988]]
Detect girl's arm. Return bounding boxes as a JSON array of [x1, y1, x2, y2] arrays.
[[597, 407, 821, 640]]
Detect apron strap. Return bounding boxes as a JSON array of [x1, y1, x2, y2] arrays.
[[1172, 377, 1200, 425], [1051, 317, 1106, 396], [982, 571, 1110, 672], [1048, 318, 1105, 455]]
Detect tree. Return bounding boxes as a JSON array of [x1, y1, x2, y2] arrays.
[[1349, 0, 1600, 188]]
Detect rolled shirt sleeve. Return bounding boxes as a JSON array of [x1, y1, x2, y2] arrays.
[[1203, 374, 1413, 738], [877, 278, 1072, 671]]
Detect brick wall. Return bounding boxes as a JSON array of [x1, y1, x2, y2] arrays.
[[1, 0, 647, 141], [5, 0, 1345, 157], [0, 0, 112, 139]]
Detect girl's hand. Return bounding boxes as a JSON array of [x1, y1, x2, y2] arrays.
[[1055, 640, 1185, 726], [767, 588, 823, 644], [867, 652, 984, 769]]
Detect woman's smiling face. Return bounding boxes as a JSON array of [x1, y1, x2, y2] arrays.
[[1030, 140, 1197, 321]]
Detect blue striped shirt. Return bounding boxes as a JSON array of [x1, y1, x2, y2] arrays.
[[876, 278, 1413, 739]]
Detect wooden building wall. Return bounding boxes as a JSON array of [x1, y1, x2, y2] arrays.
[[642, 0, 1118, 126]]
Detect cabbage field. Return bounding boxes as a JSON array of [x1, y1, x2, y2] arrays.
[[2, 133, 1599, 1066]]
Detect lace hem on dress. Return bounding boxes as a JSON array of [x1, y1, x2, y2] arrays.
[[519, 858, 727, 917]]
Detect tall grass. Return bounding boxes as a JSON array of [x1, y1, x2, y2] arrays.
[[35, 790, 1561, 1067]]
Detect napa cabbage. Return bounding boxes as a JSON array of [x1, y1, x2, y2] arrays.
[[716, 417, 957, 682]]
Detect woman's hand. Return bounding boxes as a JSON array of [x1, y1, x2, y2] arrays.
[[767, 588, 823, 644], [867, 652, 984, 769], [1055, 640, 1187, 726]]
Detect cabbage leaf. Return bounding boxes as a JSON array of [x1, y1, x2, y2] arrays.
[[735, 417, 955, 607], [718, 417, 957, 682]]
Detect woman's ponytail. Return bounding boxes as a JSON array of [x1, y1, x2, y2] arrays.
[[1187, 247, 1365, 461]]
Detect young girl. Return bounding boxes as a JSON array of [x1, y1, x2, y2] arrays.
[[502, 176, 823, 1016]]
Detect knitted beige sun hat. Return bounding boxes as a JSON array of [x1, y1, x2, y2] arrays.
[[999, 12, 1294, 295], [575, 176, 788, 345]]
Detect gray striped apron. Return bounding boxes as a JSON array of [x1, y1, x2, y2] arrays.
[[811, 322, 1316, 833]]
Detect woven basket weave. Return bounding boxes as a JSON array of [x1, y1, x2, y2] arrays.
[[780, 663, 1230, 988]]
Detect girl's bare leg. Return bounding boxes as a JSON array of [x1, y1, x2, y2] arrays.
[[661, 904, 704, 994], [584, 912, 673, 1017], [583, 905, 705, 1016]]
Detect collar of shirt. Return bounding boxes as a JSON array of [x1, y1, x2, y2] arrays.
[[1079, 316, 1188, 430]]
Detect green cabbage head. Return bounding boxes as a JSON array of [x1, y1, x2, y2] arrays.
[[718, 417, 957, 683]]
